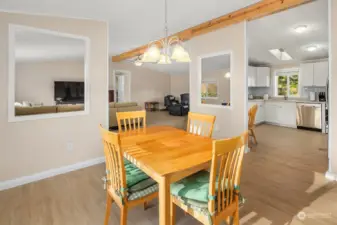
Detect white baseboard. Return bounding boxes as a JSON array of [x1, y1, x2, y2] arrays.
[[0, 157, 105, 191], [325, 171, 337, 181]]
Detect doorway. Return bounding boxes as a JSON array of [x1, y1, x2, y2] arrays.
[[112, 70, 131, 103]]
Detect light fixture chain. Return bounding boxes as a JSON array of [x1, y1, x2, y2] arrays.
[[164, 0, 168, 56]]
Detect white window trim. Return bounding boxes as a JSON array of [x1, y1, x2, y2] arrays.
[[274, 68, 300, 97], [8, 24, 91, 122], [201, 80, 219, 99], [197, 50, 233, 109]]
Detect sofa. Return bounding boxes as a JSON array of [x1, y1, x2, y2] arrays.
[[109, 102, 142, 127], [15, 104, 84, 116]]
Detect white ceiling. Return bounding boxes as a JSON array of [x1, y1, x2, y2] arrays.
[[15, 27, 85, 62], [0, 0, 260, 56], [248, 0, 328, 67], [0, 0, 328, 74]]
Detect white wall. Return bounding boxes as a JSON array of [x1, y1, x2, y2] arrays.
[[15, 60, 84, 105], [0, 12, 108, 182], [189, 22, 247, 138], [329, 0, 337, 176], [110, 62, 171, 108], [170, 74, 189, 99]]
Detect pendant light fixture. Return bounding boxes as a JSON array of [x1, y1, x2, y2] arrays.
[[139, 0, 191, 65]]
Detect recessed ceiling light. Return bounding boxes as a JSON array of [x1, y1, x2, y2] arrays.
[[294, 25, 308, 33], [269, 48, 293, 61], [306, 45, 318, 52]]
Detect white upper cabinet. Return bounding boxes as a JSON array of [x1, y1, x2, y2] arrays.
[[313, 61, 329, 86], [300, 63, 314, 86], [300, 61, 328, 87], [256, 67, 270, 87], [248, 66, 257, 87], [248, 66, 270, 87]]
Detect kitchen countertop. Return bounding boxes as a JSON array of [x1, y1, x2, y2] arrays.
[[248, 98, 326, 104]]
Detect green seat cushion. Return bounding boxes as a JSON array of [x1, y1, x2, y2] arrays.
[[124, 159, 149, 188], [170, 170, 216, 203]]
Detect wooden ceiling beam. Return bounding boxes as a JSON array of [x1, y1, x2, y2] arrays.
[[112, 0, 314, 62]]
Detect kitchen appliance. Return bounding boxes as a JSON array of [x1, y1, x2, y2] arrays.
[[296, 103, 322, 131], [263, 94, 269, 100], [319, 92, 326, 102], [309, 92, 316, 101]]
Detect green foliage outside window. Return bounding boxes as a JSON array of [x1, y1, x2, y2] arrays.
[[276, 73, 299, 96]]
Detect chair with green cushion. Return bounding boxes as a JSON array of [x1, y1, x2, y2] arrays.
[[99, 125, 158, 225], [170, 131, 248, 225]]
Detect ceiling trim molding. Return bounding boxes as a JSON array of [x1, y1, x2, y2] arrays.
[[112, 0, 314, 62]]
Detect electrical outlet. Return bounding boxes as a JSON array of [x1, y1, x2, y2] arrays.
[[67, 142, 73, 152]]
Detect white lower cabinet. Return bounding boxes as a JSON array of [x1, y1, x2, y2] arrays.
[[249, 101, 297, 127], [264, 102, 297, 128]]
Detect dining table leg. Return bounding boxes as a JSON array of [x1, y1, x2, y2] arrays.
[[159, 176, 171, 225]]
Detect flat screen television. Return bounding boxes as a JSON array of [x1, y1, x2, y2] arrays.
[[54, 81, 85, 104]]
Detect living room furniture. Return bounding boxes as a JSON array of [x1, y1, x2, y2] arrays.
[[116, 110, 146, 132], [109, 102, 142, 128], [187, 112, 216, 137], [170, 132, 247, 225], [164, 94, 190, 116], [15, 104, 84, 116], [99, 125, 158, 225], [248, 104, 258, 149], [145, 101, 159, 112], [119, 126, 213, 225], [164, 95, 179, 109]]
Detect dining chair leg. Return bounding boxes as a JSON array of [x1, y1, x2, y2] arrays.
[[143, 201, 148, 210], [170, 199, 176, 225], [121, 207, 128, 225], [233, 209, 239, 225], [251, 129, 257, 145], [104, 192, 113, 225], [225, 216, 231, 225]]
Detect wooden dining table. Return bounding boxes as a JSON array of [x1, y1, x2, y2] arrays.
[[119, 126, 213, 225]]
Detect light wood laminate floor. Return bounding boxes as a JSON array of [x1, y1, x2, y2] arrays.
[[1, 124, 336, 225]]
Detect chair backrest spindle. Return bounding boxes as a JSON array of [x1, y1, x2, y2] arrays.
[[117, 111, 146, 132], [187, 112, 216, 137], [208, 131, 248, 214], [99, 125, 127, 197]]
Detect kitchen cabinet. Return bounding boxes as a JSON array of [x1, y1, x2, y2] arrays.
[[300, 61, 329, 87], [300, 63, 314, 86], [314, 61, 329, 86], [248, 66, 270, 87], [264, 101, 297, 127], [256, 67, 271, 87], [248, 66, 257, 87]]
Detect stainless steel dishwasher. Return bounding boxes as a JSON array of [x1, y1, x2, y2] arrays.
[[296, 103, 322, 131]]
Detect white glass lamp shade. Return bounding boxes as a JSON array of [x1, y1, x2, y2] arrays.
[[224, 72, 231, 78], [142, 45, 161, 62], [175, 51, 191, 63], [157, 54, 172, 64], [171, 45, 186, 60]]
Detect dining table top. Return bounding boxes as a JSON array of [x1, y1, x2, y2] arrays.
[[119, 126, 213, 177]]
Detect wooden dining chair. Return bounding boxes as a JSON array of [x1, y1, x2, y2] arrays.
[[248, 105, 258, 148], [116, 110, 146, 132], [187, 112, 216, 137], [170, 131, 248, 225], [99, 125, 158, 225]]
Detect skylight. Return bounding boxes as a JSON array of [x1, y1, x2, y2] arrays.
[[269, 48, 293, 61]]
